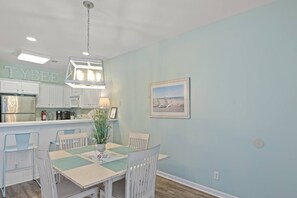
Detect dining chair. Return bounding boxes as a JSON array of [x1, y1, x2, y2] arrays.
[[36, 149, 98, 198], [128, 132, 150, 150], [1, 132, 39, 198], [100, 145, 160, 198], [49, 128, 81, 151], [58, 132, 88, 150]]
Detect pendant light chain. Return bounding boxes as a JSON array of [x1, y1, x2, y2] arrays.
[[87, 7, 90, 54], [83, 1, 94, 55]]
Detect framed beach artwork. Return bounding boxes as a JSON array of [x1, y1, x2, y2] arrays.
[[150, 77, 190, 119]]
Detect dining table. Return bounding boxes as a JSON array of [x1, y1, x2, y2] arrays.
[[49, 142, 167, 198]]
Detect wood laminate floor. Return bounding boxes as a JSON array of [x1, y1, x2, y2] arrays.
[[1, 176, 217, 198]]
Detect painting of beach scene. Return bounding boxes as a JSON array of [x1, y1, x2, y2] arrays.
[[150, 78, 190, 118]]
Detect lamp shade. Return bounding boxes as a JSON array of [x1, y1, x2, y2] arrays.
[[99, 98, 110, 108], [65, 57, 106, 89]]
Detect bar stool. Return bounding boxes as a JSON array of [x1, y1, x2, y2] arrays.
[[49, 128, 81, 151], [1, 132, 39, 198]]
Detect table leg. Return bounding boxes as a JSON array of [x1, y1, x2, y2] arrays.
[[104, 179, 113, 198]]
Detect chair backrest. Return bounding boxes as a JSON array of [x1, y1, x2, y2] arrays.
[[58, 132, 88, 150], [128, 132, 150, 150], [125, 145, 160, 198], [36, 149, 58, 198], [4, 132, 39, 151], [54, 128, 81, 142]]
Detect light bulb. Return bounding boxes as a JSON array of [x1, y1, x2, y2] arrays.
[[88, 70, 95, 81], [76, 70, 84, 81], [96, 72, 102, 82]]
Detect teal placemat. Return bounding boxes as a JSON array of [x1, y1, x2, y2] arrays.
[[66, 145, 96, 154], [52, 156, 93, 171], [101, 158, 127, 172], [108, 146, 136, 155]]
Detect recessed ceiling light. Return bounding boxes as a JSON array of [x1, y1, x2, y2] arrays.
[[17, 50, 50, 64], [82, 52, 89, 56], [26, 36, 37, 42]]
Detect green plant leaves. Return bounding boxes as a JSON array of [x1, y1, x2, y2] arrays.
[[92, 108, 111, 144]]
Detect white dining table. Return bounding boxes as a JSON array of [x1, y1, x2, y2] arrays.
[[49, 142, 167, 198]]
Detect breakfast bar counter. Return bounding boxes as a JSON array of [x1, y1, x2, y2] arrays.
[[0, 119, 93, 128], [0, 119, 95, 187]]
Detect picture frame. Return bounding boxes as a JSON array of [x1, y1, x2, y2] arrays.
[[150, 77, 190, 119], [109, 107, 118, 119]]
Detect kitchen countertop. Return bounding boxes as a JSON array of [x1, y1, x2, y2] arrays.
[[0, 119, 93, 128]]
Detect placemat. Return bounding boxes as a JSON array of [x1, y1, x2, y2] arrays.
[[108, 146, 136, 155], [101, 158, 127, 172], [66, 145, 96, 154], [52, 156, 93, 171]]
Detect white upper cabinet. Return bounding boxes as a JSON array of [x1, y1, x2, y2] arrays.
[[37, 83, 101, 109], [79, 89, 100, 108], [37, 84, 63, 108], [0, 79, 39, 95], [63, 86, 72, 108]]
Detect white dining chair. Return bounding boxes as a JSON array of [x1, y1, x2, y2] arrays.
[[100, 145, 160, 198], [55, 132, 88, 184], [128, 132, 150, 150], [49, 128, 81, 151], [36, 149, 98, 198], [1, 132, 39, 198], [58, 132, 88, 150]]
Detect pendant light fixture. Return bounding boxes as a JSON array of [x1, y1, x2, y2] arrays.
[[65, 1, 106, 89]]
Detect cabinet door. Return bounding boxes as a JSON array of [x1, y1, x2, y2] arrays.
[[80, 89, 100, 108], [63, 86, 71, 108], [50, 85, 63, 108], [0, 80, 21, 94], [0, 80, 39, 95], [37, 84, 51, 107], [90, 89, 100, 108], [21, 82, 39, 95], [79, 89, 92, 108], [37, 84, 63, 108]]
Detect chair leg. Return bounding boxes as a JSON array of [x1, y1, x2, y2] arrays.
[[32, 149, 35, 179], [32, 149, 41, 187], [1, 152, 7, 198], [100, 189, 105, 198]]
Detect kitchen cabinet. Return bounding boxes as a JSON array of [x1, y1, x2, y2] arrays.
[[63, 86, 71, 108], [79, 89, 100, 108], [0, 79, 39, 95], [64, 86, 84, 108], [71, 88, 82, 96], [37, 84, 63, 108]]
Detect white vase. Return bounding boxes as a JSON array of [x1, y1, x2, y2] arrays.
[[97, 144, 106, 153]]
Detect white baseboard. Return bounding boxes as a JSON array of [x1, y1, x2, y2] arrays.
[[157, 171, 239, 198]]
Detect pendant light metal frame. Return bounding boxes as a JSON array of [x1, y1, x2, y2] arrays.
[[65, 57, 106, 89]]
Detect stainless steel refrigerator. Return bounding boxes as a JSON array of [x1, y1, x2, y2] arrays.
[[0, 95, 36, 122]]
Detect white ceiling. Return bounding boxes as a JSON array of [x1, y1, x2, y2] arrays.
[[0, 0, 274, 72]]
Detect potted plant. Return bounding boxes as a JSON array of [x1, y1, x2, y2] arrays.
[[92, 108, 111, 152]]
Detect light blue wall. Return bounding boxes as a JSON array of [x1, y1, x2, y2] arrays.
[[105, 0, 297, 197]]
